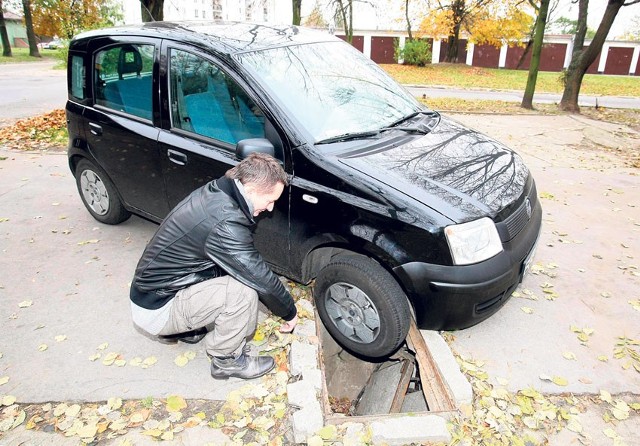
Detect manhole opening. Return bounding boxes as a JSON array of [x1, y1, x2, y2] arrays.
[[317, 320, 457, 421]]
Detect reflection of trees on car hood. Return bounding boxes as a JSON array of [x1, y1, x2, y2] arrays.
[[340, 115, 529, 221]]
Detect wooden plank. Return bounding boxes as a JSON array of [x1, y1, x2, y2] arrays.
[[406, 319, 456, 412], [389, 359, 414, 413]]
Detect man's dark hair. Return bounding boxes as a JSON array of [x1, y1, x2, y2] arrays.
[[226, 152, 289, 191]]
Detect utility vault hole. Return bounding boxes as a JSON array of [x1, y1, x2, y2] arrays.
[[318, 322, 455, 420]]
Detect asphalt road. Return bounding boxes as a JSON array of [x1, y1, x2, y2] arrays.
[[0, 60, 67, 125]]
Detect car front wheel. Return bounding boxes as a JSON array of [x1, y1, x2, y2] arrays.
[[74, 159, 131, 225], [314, 255, 411, 358]]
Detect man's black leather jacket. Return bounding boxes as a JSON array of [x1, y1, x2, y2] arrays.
[[130, 176, 297, 321]]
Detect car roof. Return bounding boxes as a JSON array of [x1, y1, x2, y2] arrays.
[[71, 21, 340, 54]]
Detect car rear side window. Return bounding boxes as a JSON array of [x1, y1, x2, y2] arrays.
[[169, 49, 265, 145], [70, 55, 85, 100], [94, 44, 154, 120]]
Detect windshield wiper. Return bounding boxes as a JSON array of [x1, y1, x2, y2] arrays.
[[387, 110, 439, 128], [316, 125, 426, 145]]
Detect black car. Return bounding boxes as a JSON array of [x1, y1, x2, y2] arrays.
[[66, 21, 541, 357]]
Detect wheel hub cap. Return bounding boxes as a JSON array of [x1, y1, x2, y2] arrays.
[[80, 170, 109, 216], [324, 282, 380, 344]]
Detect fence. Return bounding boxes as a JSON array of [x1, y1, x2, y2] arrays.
[[337, 31, 640, 76]]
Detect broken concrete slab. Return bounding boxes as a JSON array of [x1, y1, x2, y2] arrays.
[[355, 360, 414, 416]]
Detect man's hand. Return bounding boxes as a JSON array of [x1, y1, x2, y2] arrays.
[[279, 315, 298, 333]]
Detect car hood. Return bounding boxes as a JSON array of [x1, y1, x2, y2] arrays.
[[337, 115, 529, 224]]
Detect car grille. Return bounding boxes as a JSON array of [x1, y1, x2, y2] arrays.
[[501, 182, 537, 242]]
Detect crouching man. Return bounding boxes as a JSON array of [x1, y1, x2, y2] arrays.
[[130, 152, 298, 380]]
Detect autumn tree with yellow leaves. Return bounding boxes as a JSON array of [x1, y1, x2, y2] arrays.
[[30, 0, 122, 40], [419, 0, 534, 62]]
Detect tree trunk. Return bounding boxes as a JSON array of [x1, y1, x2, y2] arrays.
[[405, 0, 412, 40], [444, 0, 464, 63], [347, 0, 352, 43], [292, 0, 302, 25], [22, 0, 39, 58], [0, 0, 13, 57], [445, 25, 461, 62], [521, 0, 550, 109], [559, 0, 625, 113], [141, 0, 163, 22], [334, 0, 352, 43]]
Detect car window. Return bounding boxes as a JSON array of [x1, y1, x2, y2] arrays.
[[169, 49, 265, 145], [70, 55, 85, 100], [94, 44, 154, 120], [238, 41, 421, 143]]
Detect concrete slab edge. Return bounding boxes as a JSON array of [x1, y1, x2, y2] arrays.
[[420, 330, 474, 408]]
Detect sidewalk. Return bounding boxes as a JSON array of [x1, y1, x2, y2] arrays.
[[406, 85, 640, 109], [0, 112, 639, 444]]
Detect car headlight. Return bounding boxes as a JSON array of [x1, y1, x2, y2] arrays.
[[445, 217, 503, 265]]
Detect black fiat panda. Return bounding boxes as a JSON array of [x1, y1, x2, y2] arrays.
[[66, 21, 541, 357]]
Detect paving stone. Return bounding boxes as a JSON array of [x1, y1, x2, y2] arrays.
[[291, 400, 324, 444], [296, 319, 317, 337], [290, 340, 319, 376], [370, 414, 451, 445], [303, 368, 323, 391], [287, 379, 318, 409], [342, 422, 368, 446]]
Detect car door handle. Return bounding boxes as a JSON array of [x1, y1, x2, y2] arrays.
[[167, 149, 188, 166], [89, 122, 102, 136]]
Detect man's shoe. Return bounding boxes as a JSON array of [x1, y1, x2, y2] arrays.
[[159, 328, 207, 344], [211, 353, 275, 380]]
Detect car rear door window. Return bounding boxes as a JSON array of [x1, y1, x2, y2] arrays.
[[169, 49, 265, 145], [94, 44, 154, 120], [70, 55, 85, 100]]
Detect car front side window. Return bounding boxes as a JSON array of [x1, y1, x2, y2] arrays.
[[94, 44, 154, 120], [169, 49, 265, 145]]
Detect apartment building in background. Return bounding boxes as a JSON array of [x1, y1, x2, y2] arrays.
[[121, 0, 289, 25]]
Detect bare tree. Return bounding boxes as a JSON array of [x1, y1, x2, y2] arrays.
[[559, 0, 640, 113], [21, 0, 39, 57], [405, 0, 413, 40], [1, 0, 12, 57], [141, 0, 163, 22], [333, 0, 354, 43], [521, 0, 550, 109]]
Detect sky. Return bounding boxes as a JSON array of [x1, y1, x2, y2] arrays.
[[316, 0, 639, 40], [544, 0, 638, 39]]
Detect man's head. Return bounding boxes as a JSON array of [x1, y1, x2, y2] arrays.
[[225, 153, 288, 217]]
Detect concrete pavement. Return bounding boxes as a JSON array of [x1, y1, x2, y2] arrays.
[[1, 112, 638, 444]]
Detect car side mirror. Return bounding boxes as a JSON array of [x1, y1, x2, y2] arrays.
[[235, 138, 275, 159]]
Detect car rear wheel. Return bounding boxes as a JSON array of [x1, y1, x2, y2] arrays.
[[75, 159, 130, 225], [314, 255, 411, 358]]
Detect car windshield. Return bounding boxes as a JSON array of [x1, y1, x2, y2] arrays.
[[237, 41, 423, 143]]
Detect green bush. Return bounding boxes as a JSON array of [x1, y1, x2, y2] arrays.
[[397, 39, 432, 67]]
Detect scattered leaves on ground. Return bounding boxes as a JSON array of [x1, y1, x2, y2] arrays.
[[0, 109, 67, 151]]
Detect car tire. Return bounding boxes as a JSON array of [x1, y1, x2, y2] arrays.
[[74, 159, 131, 224], [314, 255, 411, 358]]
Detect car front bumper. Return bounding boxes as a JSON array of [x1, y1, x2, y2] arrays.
[[394, 196, 542, 331]]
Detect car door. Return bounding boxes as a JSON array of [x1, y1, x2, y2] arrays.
[[83, 37, 170, 220], [157, 43, 293, 274]]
